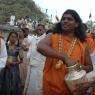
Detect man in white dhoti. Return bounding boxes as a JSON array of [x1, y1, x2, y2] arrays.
[[23, 24, 46, 95]]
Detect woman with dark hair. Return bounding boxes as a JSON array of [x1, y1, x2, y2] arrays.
[[37, 9, 93, 95], [1, 31, 21, 95]]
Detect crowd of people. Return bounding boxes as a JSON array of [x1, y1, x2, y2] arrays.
[[0, 9, 95, 95], [4, 16, 53, 32]]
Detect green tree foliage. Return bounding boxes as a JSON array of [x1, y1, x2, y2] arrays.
[[0, 0, 45, 23]]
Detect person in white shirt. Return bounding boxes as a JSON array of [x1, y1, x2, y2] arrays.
[[23, 24, 46, 95], [0, 33, 7, 71]]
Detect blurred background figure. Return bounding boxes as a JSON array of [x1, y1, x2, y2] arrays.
[[18, 30, 25, 92], [0, 31, 7, 71], [20, 28, 33, 90], [9, 15, 15, 26]]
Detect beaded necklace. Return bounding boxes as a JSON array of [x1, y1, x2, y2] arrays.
[[55, 34, 77, 69]]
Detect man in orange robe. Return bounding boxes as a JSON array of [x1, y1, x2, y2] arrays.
[[37, 9, 93, 95], [42, 33, 93, 95]]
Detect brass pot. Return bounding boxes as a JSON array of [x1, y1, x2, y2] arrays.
[[7, 56, 13, 63], [64, 62, 87, 95]]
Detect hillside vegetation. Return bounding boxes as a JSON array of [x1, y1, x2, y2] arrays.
[[0, 0, 46, 23]]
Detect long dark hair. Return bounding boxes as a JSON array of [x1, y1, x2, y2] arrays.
[[53, 9, 86, 42], [6, 31, 19, 48]]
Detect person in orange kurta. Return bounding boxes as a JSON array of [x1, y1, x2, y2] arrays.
[[37, 9, 93, 95], [85, 32, 95, 53], [87, 34, 95, 95], [93, 34, 95, 95], [83, 29, 95, 95], [82, 23, 95, 54], [86, 33, 95, 95]]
